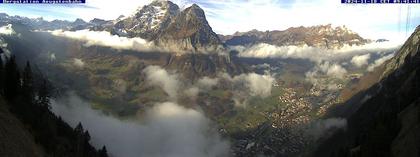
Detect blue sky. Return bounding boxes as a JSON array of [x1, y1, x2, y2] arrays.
[[0, 0, 419, 41]]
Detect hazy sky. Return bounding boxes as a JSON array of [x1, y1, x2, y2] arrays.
[[0, 0, 419, 40]]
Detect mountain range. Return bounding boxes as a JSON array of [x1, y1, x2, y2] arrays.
[[219, 24, 369, 49], [0, 0, 374, 54]]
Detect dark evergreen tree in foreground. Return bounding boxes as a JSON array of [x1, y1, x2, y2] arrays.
[[4, 55, 20, 100], [99, 146, 109, 157], [0, 52, 108, 157]]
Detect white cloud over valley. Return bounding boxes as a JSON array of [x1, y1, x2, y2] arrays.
[[51, 93, 230, 157], [73, 58, 85, 68], [143, 66, 180, 100], [351, 54, 371, 67], [49, 29, 155, 52], [235, 41, 401, 62], [0, 24, 16, 35]]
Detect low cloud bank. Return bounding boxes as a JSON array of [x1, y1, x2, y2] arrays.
[[236, 42, 398, 86], [51, 93, 230, 157], [48, 29, 155, 52], [0, 24, 16, 35], [47, 29, 225, 55], [235, 41, 401, 62]]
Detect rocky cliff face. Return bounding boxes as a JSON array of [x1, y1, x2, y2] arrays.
[[111, 1, 223, 53], [222, 24, 369, 49], [112, 0, 179, 40], [156, 4, 224, 53], [314, 26, 420, 157], [165, 53, 247, 79]]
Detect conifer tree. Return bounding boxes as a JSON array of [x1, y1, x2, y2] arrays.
[[37, 79, 50, 110], [4, 55, 20, 100], [22, 61, 34, 103], [99, 146, 109, 157], [0, 54, 4, 94]]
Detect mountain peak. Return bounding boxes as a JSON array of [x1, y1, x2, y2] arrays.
[[109, 1, 223, 53], [112, 0, 180, 39], [184, 3, 205, 18], [224, 24, 368, 49], [74, 18, 85, 23], [190, 3, 201, 9], [149, 0, 177, 7], [156, 2, 223, 53]]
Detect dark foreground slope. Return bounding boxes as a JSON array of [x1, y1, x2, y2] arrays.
[[0, 54, 108, 157], [0, 98, 44, 157], [314, 26, 420, 157]]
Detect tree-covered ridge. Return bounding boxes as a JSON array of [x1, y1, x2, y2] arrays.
[[0, 49, 108, 157]]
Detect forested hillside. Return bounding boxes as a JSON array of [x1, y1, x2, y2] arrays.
[[0, 49, 108, 157]]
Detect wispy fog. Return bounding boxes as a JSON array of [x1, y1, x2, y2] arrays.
[[197, 77, 219, 89], [142, 65, 275, 107], [143, 66, 180, 100], [51, 93, 230, 157], [73, 58, 85, 68], [221, 73, 274, 98], [306, 118, 347, 140], [306, 61, 348, 81], [367, 54, 394, 71]]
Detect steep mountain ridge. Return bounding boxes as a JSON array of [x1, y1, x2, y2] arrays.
[[314, 26, 420, 157], [165, 53, 247, 79], [156, 4, 224, 53], [221, 24, 369, 49]]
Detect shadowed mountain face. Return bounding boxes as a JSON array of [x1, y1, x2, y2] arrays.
[[315, 26, 420, 157], [220, 24, 369, 49], [165, 53, 247, 79], [156, 4, 224, 53]]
